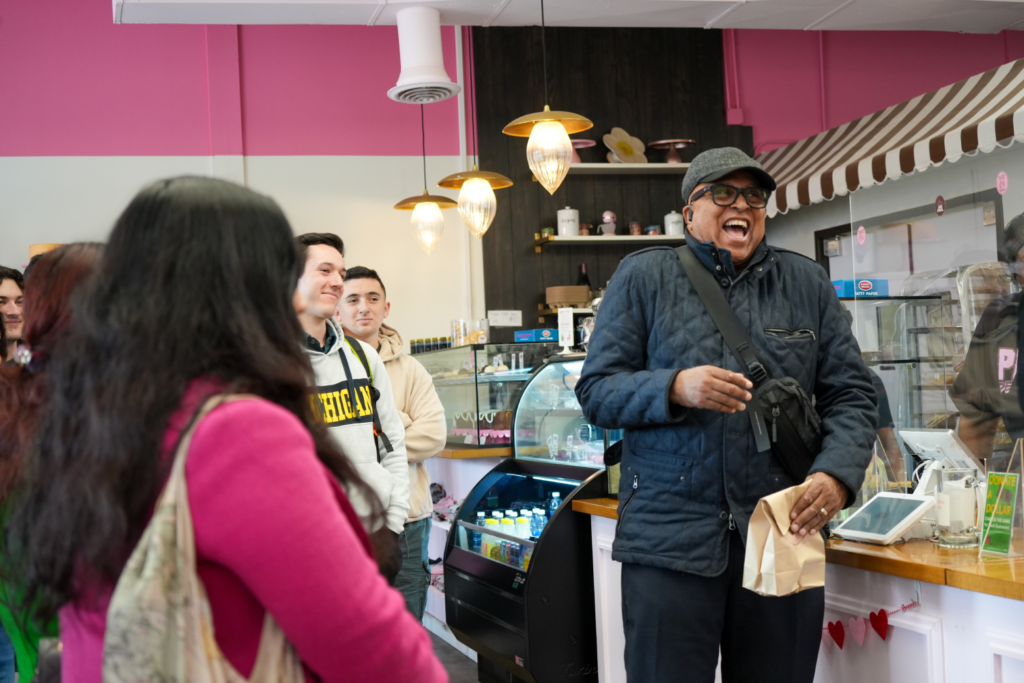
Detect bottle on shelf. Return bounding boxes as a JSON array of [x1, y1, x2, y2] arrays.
[[576, 262, 592, 292], [491, 511, 504, 521], [482, 518, 499, 557], [532, 507, 547, 536], [548, 491, 562, 518], [516, 516, 531, 540], [446, 336, 453, 348], [472, 511, 486, 551]]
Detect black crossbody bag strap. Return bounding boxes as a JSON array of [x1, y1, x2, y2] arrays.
[[674, 245, 773, 453], [341, 337, 394, 460]]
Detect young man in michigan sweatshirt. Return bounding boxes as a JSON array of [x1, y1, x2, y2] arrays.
[[295, 233, 409, 582], [336, 266, 446, 620]]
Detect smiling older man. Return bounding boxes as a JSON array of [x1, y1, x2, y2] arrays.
[[576, 148, 877, 683]]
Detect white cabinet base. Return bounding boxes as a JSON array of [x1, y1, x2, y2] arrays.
[[588, 515, 1024, 683]]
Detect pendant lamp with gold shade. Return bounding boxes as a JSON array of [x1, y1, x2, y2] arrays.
[[395, 105, 457, 254], [502, 0, 592, 195], [438, 31, 512, 239]]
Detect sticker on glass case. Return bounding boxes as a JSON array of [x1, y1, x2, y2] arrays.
[[998, 171, 1009, 195]]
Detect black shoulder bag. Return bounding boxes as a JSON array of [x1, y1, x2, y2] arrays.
[[675, 246, 823, 484]]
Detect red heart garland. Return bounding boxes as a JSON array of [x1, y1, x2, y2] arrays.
[[869, 609, 889, 641], [827, 620, 845, 649]]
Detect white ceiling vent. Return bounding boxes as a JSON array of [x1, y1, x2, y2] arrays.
[[387, 7, 461, 105]]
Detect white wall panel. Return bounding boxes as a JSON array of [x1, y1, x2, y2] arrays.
[[0, 154, 484, 345], [244, 154, 473, 341]]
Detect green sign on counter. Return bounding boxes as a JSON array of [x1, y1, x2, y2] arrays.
[[982, 472, 1019, 555]]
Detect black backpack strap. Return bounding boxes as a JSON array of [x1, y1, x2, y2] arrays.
[[343, 336, 394, 458], [675, 245, 772, 453]]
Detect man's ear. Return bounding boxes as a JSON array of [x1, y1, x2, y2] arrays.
[[383, 301, 391, 319]]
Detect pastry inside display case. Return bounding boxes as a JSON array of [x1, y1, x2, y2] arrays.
[[416, 342, 559, 447]]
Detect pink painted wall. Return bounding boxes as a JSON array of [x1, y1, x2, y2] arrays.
[[238, 24, 460, 156], [0, 0, 462, 157], [0, 0, 211, 156], [728, 29, 1024, 155]]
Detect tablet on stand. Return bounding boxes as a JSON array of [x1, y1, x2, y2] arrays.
[[832, 492, 936, 546]]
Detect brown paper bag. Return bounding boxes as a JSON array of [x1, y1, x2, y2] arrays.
[[742, 480, 826, 597]]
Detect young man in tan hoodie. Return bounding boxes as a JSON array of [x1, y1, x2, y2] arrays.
[[336, 266, 447, 619]]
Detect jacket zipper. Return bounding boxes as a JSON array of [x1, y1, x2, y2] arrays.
[[771, 404, 780, 442], [764, 328, 816, 341], [728, 514, 736, 531], [615, 474, 640, 535]]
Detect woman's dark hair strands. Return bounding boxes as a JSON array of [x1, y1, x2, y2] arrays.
[[9, 177, 380, 621]]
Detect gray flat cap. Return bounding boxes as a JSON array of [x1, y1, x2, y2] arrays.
[[680, 147, 776, 204]]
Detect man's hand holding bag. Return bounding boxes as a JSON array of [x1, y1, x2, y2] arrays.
[[742, 480, 826, 597]]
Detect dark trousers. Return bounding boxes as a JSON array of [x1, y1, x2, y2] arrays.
[[393, 517, 431, 620], [621, 531, 824, 683]]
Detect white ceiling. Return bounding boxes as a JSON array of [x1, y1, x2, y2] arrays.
[[114, 0, 1024, 34]]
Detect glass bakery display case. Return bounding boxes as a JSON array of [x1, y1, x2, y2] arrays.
[[826, 155, 1018, 528], [443, 355, 614, 683], [513, 356, 622, 469], [418, 343, 559, 448], [837, 295, 957, 512]]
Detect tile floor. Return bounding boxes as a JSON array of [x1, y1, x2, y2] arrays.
[[430, 632, 477, 683]]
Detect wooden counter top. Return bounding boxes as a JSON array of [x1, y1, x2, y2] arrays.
[[571, 497, 1024, 602], [438, 446, 512, 460], [572, 497, 619, 519]]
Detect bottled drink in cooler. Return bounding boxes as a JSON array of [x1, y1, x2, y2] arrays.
[[522, 546, 533, 570], [516, 517, 531, 539], [500, 517, 516, 549], [532, 507, 547, 536], [472, 512, 485, 550], [482, 518, 499, 557], [548, 491, 562, 518]]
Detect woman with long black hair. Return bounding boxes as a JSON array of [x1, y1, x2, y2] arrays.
[[6, 177, 446, 682], [0, 243, 101, 682]]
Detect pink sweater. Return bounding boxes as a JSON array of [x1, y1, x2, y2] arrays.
[[60, 394, 447, 683]]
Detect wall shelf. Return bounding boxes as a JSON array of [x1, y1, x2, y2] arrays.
[[567, 162, 691, 175], [534, 234, 686, 252]]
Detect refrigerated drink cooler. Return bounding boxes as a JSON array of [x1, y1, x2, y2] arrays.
[[443, 355, 620, 683]]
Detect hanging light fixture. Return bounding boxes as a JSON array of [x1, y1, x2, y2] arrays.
[[439, 31, 512, 239], [502, 0, 592, 195], [395, 104, 457, 254]]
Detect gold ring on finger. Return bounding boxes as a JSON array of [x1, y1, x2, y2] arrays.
[[820, 507, 829, 517]]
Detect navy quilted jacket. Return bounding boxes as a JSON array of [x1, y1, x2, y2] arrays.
[[575, 237, 877, 576]]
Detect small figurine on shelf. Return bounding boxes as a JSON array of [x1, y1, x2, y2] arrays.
[[601, 211, 617, 236]]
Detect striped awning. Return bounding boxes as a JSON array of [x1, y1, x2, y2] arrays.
[[757, 58, 1024, 218]]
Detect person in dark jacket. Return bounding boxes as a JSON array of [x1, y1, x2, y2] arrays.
[[576, 147, 877, 683]]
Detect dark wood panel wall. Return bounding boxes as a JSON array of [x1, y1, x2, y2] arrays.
[[474, 27, 752, 343]]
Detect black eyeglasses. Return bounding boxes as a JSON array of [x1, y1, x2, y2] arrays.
[[689, 184, 771, 209]]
